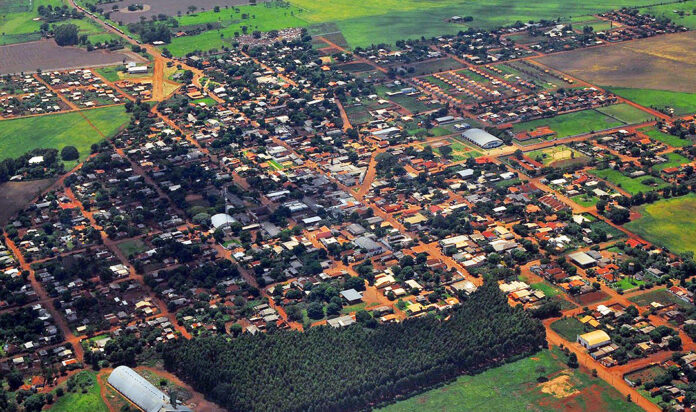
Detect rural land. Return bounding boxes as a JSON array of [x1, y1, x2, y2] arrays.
[[3, 0, 696, 411]]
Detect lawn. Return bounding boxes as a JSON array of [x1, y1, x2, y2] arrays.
[[572, 194, 598, 208], [530, 281, 562, 297], [380, 348, 642, 412], [607, 86, 696, 116], [611, 277, 645, 292], [192, 97, 218, 107], [595, 103, 654, 125], [589, 168, 669, 195], [51, 371, 109, 412], [0, 105, 129, 164], [512, 109, 623, 138], [629, 288, 693, 309], [653, 152, 690, 172], [625, 193, 696, 257], [116, 238, 146, 257], [550, 317, 586, 342], [640, 127, 692, 148]]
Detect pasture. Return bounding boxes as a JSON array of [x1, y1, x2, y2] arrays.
[[625, 194, 696, 257], [512, 109, 623, 138], [640, 127, 693, 148], [608, 87, 696, 116], [537, 31, 696, 93], [0, 105, 129, 162], [589, 168, 669, 195], [380, 348, 641, 412], [594, 103, 653, 125]]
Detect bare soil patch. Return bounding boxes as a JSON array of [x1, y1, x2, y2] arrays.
[[539, 372, 579, 398], [537, 31, 696, 93], [572, 290, 610, 305], [0, 39, 146, 75], [0, 178, 57, 224]]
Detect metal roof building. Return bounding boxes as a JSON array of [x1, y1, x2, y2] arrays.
[[107, 366, 192, 412], [211, 213, 237, 230], [461, 128, 503, 149]]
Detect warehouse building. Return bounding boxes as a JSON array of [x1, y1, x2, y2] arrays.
[[577, 330, 611, 350], [461, 128, 503, 149], [107, 366, 192, 412]]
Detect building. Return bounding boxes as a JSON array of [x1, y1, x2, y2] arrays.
[[211, 213, 237, 230], [127, 66, 149, 74], [568, 251, 597, 268], [107, 366, 192, 412], [461, 128, 503, 149], [340, 289, 363, 305], [577, 330, 611, 350]]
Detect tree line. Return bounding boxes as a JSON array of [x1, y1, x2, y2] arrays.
[[163, 281, 546, 411]]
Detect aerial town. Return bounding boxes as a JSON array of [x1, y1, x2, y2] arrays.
[[2, 0, 696, 411]]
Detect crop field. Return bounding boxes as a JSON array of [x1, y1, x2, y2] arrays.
[[640, 127, 693, 148], [512, 109, 623, 138], [0, 105, 129, 162], [608, 87, 696, 116], [0, 178, 57, 224], [0, 39, 145, 75], [626, 193, 696, 257], [589, 168, 669, 195], [594, 103, 653, 125], [0, 0, 63, 45], [537, 31, 696, 93], [381, 348, 642, 412]]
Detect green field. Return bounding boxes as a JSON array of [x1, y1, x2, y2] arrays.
[[629, 288, 694, 309], [652, 152, 690, 172], [589, 168, 669, 195], [639, 0, 696, 30], [116, 238, 146, 257], [625, 194, 696, 257], [0, 106, 129, 164], [595, 103, 653, 125], [550, 317, 586, 341], [380, 348, 641, 412], [527, 145, 586, 166], [530, 281, 562, 297], [608, 86, 696, 116], [640, 127, 693, 148], [612, 277, 645, 292], [513, 109, 623, 138], [50, 371, 109, 412]]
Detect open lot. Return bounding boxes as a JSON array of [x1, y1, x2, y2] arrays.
[[629, 287, 694, 309], [625, 193, 696, 257], [527, 145, 588, 167], [0, 39, 145, 75], [608, 87, 696, 116], [640, 127, 693, 148], [513, 108, 623, 139], [380, 348, 641, 412], [652, 152, 690, 172], [537, 31, 696, 93], [0, 105, 129, 162], [550, 317, 586, 342], [51, 370, 109, 412], [589, 168, 669, 195]]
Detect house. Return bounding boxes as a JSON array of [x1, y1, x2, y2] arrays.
[[577, 330, 611, 350], [340, 289, 363, 305]]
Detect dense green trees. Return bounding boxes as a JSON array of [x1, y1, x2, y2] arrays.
[[54, 24, 79, 46], [163, 281, 545, 411]]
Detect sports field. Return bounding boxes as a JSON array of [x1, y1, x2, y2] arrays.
[[527, 145, 587, 166], [0, 105, 129, 163], [594, 103, 653, 125], [589, 168, 669, 195], [608, 87, 696, 116], [513, 109, 622, 138], [625, 194, 696, 257], [380, 348, 641, 412]]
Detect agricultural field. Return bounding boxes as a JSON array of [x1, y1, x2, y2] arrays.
[[0, 178, 57, 224], [608, 87, 696, 116], [537, 31, 696, 94], [0, 0, 62, 45], [0, 105, 129, 163], [512, 109, 623, 139], [380, 348, 641, 412], [625, 194, 696, 257], [589, 168, 669, 195]]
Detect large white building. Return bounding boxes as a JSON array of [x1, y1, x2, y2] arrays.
[[107, 366, 192, 412], [461, 128, 503, 149]]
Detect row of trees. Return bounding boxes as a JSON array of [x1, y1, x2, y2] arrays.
[[163, 281, 546, 411]]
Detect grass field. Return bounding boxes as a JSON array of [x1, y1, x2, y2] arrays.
[[652, 152, 690, 172], [640, 127, 693, 148], [550, 317, 586, 342], [513, 109, 622, 138], [595, 103, 653, 124], [380, 348, 641, 412], [639, 0, 696, 30], [611, 277, 645, 292], [608, 87, 696, 116], [527, 145, 586, 166], [589, 168, 669, 195], [625, 193, 696, 257], [51, 371, 109, 412], [629, 288, 694, 309], [0, 106, 129, 163], [116, 238, 146, 257]]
